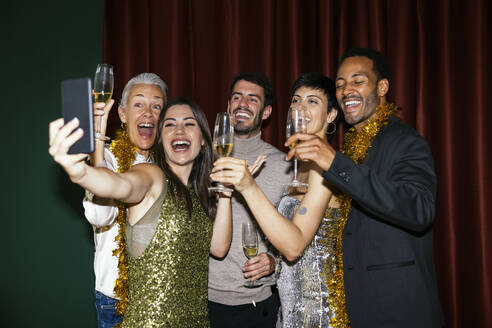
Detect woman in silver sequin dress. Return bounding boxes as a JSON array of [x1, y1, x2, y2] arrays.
[[276, 194, 341, 327], [211, 73, 344, 327]]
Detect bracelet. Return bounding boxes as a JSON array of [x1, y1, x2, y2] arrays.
[[85, 189, 95, 202]]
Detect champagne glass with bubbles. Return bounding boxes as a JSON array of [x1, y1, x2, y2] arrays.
[[209, 112, 234, 193], [286, 106, 308, 188], [93, 64, 114, 141], [242, 222, 262, 287]]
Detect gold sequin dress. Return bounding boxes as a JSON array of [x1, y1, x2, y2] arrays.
[[122, 180, 213, 328]]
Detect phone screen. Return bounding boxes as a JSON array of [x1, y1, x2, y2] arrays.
[[61, 77, 94, 154]]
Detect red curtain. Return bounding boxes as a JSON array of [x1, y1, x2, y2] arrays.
[[103, 0, 491, 327]]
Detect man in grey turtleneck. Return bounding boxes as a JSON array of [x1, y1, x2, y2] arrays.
[[208, 72, 291, 328]]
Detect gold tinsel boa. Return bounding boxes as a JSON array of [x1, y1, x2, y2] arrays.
[[325, 103, 399, 328], [109, 129, 137, 322]]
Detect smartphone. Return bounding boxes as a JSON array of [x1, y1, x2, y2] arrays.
[[61, 77, 94, 154]]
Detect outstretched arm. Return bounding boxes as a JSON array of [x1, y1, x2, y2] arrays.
[[211, 157, 333, 261], [49, 118, 156, 205]]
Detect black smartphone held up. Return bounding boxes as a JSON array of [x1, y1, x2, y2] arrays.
[[61, 77, 94, 154]]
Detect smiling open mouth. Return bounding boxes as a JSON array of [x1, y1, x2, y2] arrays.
[[343, 97, 362, 109], [171, 139, 191, 151], [345, 100, 361, 106], [233, 109, 252, 121], [137, 123, 154, 138]]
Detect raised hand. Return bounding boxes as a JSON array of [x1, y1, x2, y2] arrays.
[[285, 133, 336, 172], [93, 99, 114, 139], [48, 118, 88, 183], [91, 99, 114, 165], [211, 156, 262, 193], [248, 154, 266, 176]]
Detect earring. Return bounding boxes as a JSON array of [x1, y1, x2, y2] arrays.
[[326, 122, 337, 135], [121, 122, 127, 130]]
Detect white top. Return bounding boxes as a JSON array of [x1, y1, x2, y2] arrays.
[[82, 146, 152, 299]]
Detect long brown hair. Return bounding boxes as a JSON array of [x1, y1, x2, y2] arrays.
[[154, 96, 216, 220]]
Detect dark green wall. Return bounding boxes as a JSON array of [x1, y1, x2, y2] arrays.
[[2, 1, 104, 326]]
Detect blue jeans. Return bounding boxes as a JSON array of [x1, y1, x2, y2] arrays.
[[95, 290, 123, 328]]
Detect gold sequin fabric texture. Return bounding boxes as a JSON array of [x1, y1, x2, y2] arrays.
[[122, 182, 213, 328]]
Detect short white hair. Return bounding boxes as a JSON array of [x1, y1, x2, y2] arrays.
[[120, 73, 168, 108]]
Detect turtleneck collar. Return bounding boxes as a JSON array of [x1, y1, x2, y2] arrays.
[[232, 132, 264, 157]]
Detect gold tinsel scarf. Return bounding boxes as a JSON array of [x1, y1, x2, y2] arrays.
[[109, 129, 138, 323], [325, 103, 399, 328]]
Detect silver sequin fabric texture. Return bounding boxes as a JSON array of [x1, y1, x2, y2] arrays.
[[276, 194, 340, 328]]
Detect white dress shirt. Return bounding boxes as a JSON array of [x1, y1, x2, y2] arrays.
[[82, 146, 152, 299]]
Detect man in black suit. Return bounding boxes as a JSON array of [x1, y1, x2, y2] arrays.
[[286, 48, 444, 327]]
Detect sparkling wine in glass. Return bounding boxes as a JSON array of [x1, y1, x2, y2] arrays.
[[93, 63, 114, 141], [286, 106, 308, 188], [209, 112, 234, 193], [242, 222, 262, 287]]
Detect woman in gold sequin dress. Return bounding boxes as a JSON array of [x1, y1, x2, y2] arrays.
[[212, 73, 349, 327], [49, 97, 237, 327]]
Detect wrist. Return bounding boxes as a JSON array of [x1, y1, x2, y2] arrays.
[[217, 191, 232, 199], [240, 182, 260, 199], [266, 253, 277, 274], [70, 165, 88, 185]]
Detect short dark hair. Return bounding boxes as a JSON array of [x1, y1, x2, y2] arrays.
[[154, 96, 216, 220], [229, 72, 274, 107], [340, 48, 391, 82], [291, 72, 342, 142]]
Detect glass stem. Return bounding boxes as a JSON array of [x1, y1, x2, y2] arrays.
[[293, 159, 299, 182], [98, 116, 103, 136]]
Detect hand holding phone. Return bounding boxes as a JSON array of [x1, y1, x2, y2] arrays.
[[61, 77, 94, 154], [48, 117, 89, 181]]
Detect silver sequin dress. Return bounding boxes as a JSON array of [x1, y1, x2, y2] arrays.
[[276, 194, 340, 328]]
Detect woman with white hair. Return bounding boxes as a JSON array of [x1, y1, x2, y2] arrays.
[[82, 72, 168, 327]]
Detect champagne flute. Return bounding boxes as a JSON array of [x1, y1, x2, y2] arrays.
[[242, 222, 262, 287], [209, 112, 234, 193], [93, 63, 114, 141], [286, 106, 308, 188]]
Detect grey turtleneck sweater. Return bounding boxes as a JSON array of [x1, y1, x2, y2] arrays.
[[208, 133, 291, 305]]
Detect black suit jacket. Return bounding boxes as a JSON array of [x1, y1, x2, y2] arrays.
[[322, 116, 444, 327]]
